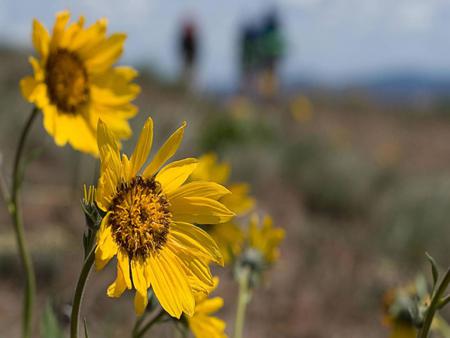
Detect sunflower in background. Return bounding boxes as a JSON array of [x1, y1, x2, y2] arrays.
[[246, 214, 285, 266], [94, 118, 234, 317], [190, 153, 255, 264], [380, 276, 450, 338], [187, 277, 227, 338], [20, 10, 140, 155]]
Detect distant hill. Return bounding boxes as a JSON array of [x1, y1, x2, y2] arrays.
[[353, 72, 450, 100]]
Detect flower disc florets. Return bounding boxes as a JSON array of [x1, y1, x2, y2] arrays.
[[109, 176, 172, 259], [45, 48, 89, 113]]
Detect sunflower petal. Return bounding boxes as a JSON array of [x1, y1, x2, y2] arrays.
[[143, 122, 186, 178], [146, 248, 194, 318], [84, 33, 126, 73], [171, 197, 235, 224], [189, 315, 227, 338], [156, 158, 198, 194], [130, 118, 153, 176], [50, 11, 70, 51], [131, 258, 149, 315], [32, 19, 50, 59], [170, 222, 223, 265], [95, 213, 118, 270], [107, 250, 131, 298], [168, 181, 230, 201], [196, 297, 224, 315]]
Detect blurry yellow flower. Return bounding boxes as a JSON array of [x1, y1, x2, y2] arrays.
[[388, 324, 416, 338], [190, 153, 230, 190], [382, 280, 424, 338], [190, 153, 254, 216], [188, 277, 227, 338], [20, 11, 140, 155], [248, 214, 284, 264], [190, 153, 255, 263], [290, 94, 313, 124], [94, 118, 234, 317], [208, 222, 244, 265]]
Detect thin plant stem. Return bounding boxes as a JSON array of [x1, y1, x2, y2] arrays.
[[70, 247, 95, 338], [134, 309, 166, 338], [9, 107, 38, 338], [132, 312, 147, 337], [234, 266, 251, 338], [418, 268, 450, 338]]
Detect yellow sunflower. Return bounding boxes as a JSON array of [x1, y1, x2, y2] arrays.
[[188, 277, 227, 338], [190, 153, 255, 263], [190, 153, 254, 216], [94, 118, 235, 318], [20, 11, 140, 155], [247, 214, 284, 264]]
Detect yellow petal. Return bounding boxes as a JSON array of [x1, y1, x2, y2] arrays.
[[143, 122, 186, 178], [95, 213, 118, 270], [209, 222, 243, 265], [190, 153, 230, 184], [107, 250, 132, 298], [20, 76, 41, 102], [90, 66, 140, 106], [168, 181, 230, 201], [156, 158, 198, 194], [189, 315, 227, 338], [70, 18, 107, 53], [170, 244, 214, 298], [97, 119, 119, 156], [196, 297, 224, 315], [130, 118, 153, 176], [131, 258, 149, 315], [221, 183, 255, 216], [84, 33, 126, 73], [55, 114, 98, 155], [29, 56, 45, 81], [59, 15, 85, 49], [171, 197, 235, 224], [170, 222, 223, 265], [32, 19, 50, 59], [146, 248, 195, 318], [50, 10, 70, 51]]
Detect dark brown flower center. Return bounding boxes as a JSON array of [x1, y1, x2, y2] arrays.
[[109, 176, 171, 259], [45, 49, 89, 114]]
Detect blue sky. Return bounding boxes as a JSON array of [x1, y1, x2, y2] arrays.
[[1, 0, 449, 89]]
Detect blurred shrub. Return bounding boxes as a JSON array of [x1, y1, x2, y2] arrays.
[[374, 176, 450, 264], [282, 136, 382, 216], [198, 110, 277, 153]]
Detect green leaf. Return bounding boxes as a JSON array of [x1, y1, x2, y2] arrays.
[[41, 301, 64, 338], [426, 252, 439, 289], [438, 294, 450, 309]]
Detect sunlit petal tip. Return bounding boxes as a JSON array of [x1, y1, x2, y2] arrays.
[[56, 10, 70, 18]]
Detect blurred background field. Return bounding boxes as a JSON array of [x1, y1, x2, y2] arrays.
[[2, 1, 450, 337]]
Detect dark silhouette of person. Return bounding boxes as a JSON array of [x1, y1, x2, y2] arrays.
[[179, 19, 198, 85]]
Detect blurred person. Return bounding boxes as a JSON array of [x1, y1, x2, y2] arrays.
[[239, 22, 260, 94], [179, 18, 198, 87], [257, 8, 284, 99]]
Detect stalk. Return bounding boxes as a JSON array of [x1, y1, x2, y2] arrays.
[[70, 247, 95, 338], [9, 107, 38, 338], [234, 266, 251, 338], [418, 268, 450, 338]]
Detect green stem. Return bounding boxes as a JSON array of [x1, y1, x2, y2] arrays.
[[132, 313, 147, 337], [70, 247, 95, 338], [418, 267, 450, 338], [234, 266, 251, 338], [134, 309, 166, 338], [9, 107, 38, 338]]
